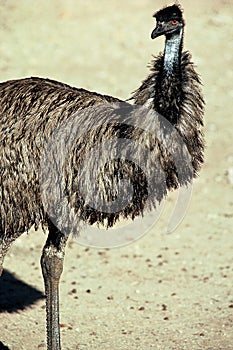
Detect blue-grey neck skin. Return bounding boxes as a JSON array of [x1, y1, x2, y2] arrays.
[[163, 28, 183, 75]]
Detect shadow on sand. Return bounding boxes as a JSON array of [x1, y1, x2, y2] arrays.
[[0, 341, 10, 350], [0, 269, 45, 313], [0, 269, 45, 349]]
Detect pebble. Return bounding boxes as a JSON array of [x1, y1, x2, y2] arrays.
[[138, 306, 145, 311]]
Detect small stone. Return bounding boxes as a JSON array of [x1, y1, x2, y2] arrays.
[[59, 324, 68, 328], [162, 304, 167, 311], [90, 331, 97, 336], [138, 306, 145, 311], [68, 288, 77, 295]]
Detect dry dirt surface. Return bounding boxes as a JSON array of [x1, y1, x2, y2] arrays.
[[0, 0, 233, 349]]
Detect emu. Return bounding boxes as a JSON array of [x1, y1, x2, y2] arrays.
[[0, 4, 204, 350]]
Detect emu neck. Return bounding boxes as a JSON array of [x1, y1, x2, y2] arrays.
[[153, 29, 183, 125], [163, 29, 183, 75]]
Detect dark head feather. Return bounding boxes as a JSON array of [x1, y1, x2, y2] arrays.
[[153, 4, 184, 23]]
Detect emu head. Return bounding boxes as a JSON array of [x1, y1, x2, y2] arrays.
[[151, 4, 185, 39]]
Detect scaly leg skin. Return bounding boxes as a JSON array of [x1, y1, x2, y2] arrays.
[[41, 220, 68, 350]]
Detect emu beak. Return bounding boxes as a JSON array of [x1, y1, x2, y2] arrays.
[[151, 23, 167, 39]]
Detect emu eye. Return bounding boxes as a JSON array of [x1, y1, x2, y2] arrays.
[[171, 20, 178, 25]]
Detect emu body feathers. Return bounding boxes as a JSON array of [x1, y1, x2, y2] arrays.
[[0, 56, 204, 238]]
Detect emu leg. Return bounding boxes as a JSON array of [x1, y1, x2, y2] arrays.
[[41, 221, 68, 350]]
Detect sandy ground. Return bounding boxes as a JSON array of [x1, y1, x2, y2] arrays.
[[0, 0, 233, 349]]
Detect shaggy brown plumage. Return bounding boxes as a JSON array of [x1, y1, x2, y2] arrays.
[[0, 67, 203, 239], [0, 77, 122, 238]]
